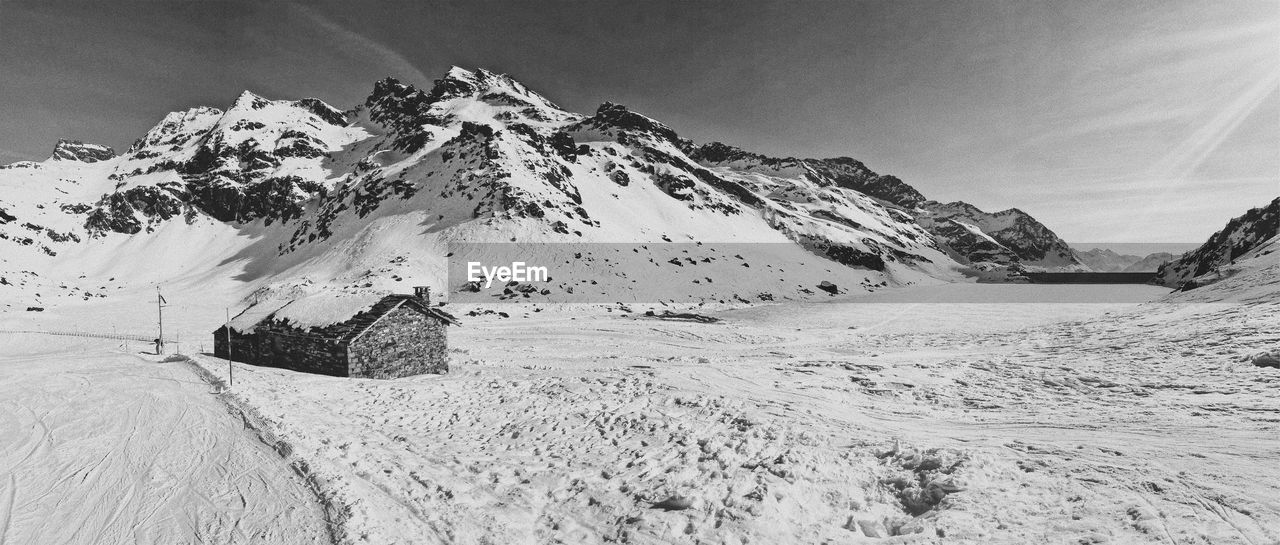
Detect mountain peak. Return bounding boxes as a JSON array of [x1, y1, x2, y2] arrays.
[[127, 107, 223, 154], [425, 68, 480, 102], [50, 139, 115, 163], [368, 77, 416, 105], [444, 65, 475, 81], [584, 102, 682, 146], [230, 90, 271, 110], [292, 97, 348, 126], [364, 68, 572, 151], [429, 66, 561, 111], [367, 68, 522, 110]]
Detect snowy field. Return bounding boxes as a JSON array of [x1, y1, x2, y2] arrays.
[[160, 283, 1274, 544], [2, 282, 1276, 544]]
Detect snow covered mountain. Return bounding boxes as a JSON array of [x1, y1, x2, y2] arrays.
[[1156, 197, 1279, 289], [1074, 248, 1173, 272], [0, 67, 1085, 311], [681, 142, 928, 208], [677, 142, 1083, 270], [90, 92, 362, 233], [914, 201, 1085, 270]]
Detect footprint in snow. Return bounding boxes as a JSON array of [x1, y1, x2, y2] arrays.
[[651, 495, 695, 511]]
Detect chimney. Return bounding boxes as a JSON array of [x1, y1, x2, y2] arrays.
[[413, 286, 431, 304]]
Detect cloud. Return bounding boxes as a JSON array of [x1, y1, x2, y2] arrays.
[[288, 3, 430, 87]]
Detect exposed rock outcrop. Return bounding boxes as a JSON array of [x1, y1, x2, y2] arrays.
[[684, 142, 927, 208], [50, 139, 116, 162]]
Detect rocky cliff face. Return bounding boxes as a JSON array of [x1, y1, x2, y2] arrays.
[[50, 140, 115, 163], [1156, 197, 1280, 289], [683, 142, 927, 208]]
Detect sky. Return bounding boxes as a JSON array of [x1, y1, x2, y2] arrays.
[[1, 0, 1276, 244]]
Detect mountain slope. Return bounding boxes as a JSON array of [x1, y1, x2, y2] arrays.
[[1156, 196, 1279, 290], [682, 142, 928, 208], [678, 143, 1082, 270], [915, 201, 1084, 270], [1, 66, 1083, 313]]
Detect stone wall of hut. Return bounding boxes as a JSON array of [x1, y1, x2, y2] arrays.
[[213, 327, 261, 365], [348, 305, 449, 378], [255, 322, 350, 377]]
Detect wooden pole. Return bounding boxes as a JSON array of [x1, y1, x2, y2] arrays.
[[157, 288, 164, 355], [226, 307, 233, 387]]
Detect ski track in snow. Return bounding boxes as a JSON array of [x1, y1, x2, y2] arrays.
[[0, 335, 328, 545], [178, 288, 1279, 544]]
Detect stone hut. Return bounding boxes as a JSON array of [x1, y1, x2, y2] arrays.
[[213, 287, 460, 378]]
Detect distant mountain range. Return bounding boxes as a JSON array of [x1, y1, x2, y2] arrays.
[[1073, 248, 1174, 272], [0, 66, 1168, 310]]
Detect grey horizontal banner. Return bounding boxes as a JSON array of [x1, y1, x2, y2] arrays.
[[444, 242, 1182, 304], [446, 242, 854, 304]]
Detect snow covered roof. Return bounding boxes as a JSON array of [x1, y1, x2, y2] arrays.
[[268, 291, 387, 330], [220, 291, 459, 341], [225, 301, 284, 334]]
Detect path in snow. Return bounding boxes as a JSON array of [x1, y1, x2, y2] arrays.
[[0, 334, 329, 545]]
